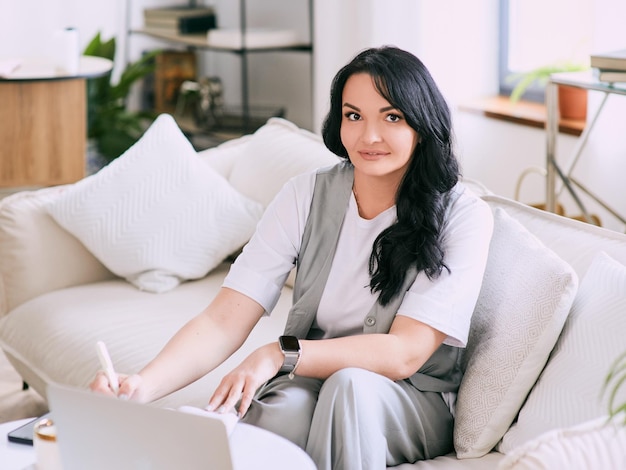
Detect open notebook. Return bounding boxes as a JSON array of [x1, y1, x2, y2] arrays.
[[47, 383, 237, 470]]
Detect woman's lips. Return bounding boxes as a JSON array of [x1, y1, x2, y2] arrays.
[[358, 150, 389, 160]]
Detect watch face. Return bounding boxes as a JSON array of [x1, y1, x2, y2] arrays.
[[279, 336, 300, 352]]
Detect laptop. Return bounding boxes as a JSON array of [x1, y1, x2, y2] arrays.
[[47, 382, 234, 470]]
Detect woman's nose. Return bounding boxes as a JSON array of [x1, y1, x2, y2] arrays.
[[361, 121, 383, 144]]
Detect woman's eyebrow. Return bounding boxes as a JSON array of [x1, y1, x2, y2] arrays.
[[343, 103, 398, 113], [379, 105, 396, 113]]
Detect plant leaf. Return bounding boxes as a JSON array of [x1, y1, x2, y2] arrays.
[[507, 62, 589, 102], [83, 31, 159, 162], [603, 351, 626, 421]]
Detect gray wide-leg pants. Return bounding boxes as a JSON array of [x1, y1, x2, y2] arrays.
[[241, 367, 454, 470]]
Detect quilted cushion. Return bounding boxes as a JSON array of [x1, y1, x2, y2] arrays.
[[498, 251, 626, 452], [454, 207, 579, 459], [196, 132, 253, 180], [200, 117, 340, 208], [46, 114, 264, 293]]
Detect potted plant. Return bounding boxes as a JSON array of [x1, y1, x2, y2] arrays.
[[604, 350, 626, 424], [83, 32, 161, 167], [507, 61, 590, 120]]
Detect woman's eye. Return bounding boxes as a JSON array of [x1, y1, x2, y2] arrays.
[[344, 112, 361, 121], [386, 113, 402, 122]]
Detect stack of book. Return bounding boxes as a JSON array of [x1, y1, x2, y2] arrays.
[[144, 5, 217, 35], [590, 49, 626, 83]]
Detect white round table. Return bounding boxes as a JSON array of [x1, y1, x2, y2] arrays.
[[0, 56, 113, 81], [1, 417, 316, 470]]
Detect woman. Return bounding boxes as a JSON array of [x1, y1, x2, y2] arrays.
[[91, 46, 493, 468]]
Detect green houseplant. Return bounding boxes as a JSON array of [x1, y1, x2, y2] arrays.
[[84, 32, 160, 164], [507, 61, 590, 120], [604, 350, 626, 425], [507, 61, 589, 102]]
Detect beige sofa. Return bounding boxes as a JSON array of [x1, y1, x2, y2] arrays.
[[1, 117, 625, 469]]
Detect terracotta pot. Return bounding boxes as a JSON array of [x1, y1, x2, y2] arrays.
[[558, 85, 587, 120]]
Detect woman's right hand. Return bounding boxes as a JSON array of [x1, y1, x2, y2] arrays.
[[89, 371, 148, 402]]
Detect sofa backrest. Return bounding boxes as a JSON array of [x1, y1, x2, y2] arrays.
[[483, 194, 626, 277], [0, 187, 115, 317]]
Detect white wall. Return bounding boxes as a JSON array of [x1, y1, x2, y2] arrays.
[[0, 0, 122, 65], [2, 0, 625, 231]]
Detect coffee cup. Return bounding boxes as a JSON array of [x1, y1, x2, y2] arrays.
[[34, 418, 62, 470]]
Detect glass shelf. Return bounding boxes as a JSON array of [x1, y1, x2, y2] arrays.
[[550, 70, 626, 96]]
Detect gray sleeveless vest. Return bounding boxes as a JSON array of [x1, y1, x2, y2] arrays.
[[283, 162, 463, 393]]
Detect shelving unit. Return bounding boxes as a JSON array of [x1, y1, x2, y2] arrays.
[[125, 0, 313, 146]]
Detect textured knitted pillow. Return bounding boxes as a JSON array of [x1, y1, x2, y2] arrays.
[[454, 207, 578, 459], [498, 251, 626, 453], [46, 114, 264, 293], [225, 118, 340, 208]]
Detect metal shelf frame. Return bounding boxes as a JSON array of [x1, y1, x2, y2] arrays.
[[124, 0, 313, 136], [545, 70, 626, 227]]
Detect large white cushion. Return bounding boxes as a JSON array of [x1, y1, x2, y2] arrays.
[[497, 414, 626, 470], [46, 114, 264, 293], [199, 117, 340, 208], [499, 251, 626, 452], [454, 207, 579, 459], [197, 132, 253, 180]]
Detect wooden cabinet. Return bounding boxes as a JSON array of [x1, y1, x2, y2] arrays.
[[0, 79, 86, 187], [0, 57, 112, 188]]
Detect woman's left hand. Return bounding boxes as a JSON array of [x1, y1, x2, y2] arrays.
[[206, 342, 283, 417]]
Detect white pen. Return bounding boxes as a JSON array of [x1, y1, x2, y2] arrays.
[[96, 340, 119, 394]]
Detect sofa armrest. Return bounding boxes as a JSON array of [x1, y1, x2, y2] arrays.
[[0, 186, 115, 317]]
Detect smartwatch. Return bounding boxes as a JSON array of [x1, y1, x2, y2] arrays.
[[278, 335, 301, 377]]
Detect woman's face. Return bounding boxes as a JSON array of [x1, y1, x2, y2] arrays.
[[340, 73, 419, 181]]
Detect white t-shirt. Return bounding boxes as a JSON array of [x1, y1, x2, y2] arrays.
[[223, 167, 493, 348]]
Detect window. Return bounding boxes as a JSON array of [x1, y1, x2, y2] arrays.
[[499, 0, 592, 102]]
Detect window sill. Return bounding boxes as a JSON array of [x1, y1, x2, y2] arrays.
[[459, 95, 585, 136]]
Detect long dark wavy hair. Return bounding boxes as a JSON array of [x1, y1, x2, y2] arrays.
[[322, 46, 460, 306]]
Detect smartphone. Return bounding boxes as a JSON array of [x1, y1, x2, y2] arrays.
[[7, 412, 52, 446]]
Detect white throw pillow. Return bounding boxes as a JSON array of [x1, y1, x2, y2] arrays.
[[497, 414, 626, 470], [197, 133, 253, 180], [498, 251, 626, 452], [46, 114, 264, 293], [454, 208, 579, 459], [225, 117, 340, 208]]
